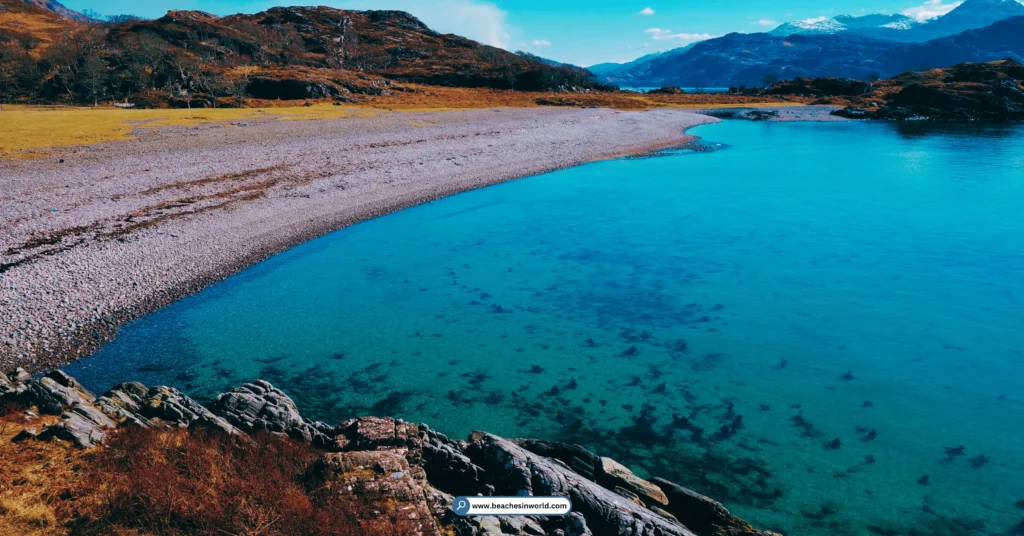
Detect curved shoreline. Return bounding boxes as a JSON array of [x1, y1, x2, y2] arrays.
[[2, 107, 725, 373]]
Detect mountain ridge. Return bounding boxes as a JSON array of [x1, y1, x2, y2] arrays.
[[591, 15, 1024, 88], [0, 1, 607, 106]]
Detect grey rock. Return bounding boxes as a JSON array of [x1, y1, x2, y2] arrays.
[[209, 380, 332, 446], [140, 385, 236, 435], [334, 416, 420, 451], [421, 427, 486, 493], [45, 370, 80, 389], [38, 408, 112, 449], [513, 439, 601, 481], [463, 432, 695, 536], [13, 368, 31, 383], [651, 477, 781, 536], [101, 382, 150, 413], [19, 377, 94, 415], [93, 396, 149, 427]]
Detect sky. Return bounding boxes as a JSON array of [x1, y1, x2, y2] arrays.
[[61, 0, 972, 67]]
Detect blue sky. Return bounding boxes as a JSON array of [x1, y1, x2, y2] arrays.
[[62, 0, 968, 67]]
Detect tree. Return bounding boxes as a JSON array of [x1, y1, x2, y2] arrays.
[[0, 41, 22, 110], [762, 74, 778, 88], [120, 32, 169, 91], [80, 54, 109, 105]]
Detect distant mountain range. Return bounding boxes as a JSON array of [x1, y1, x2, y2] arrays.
[[592, 0, 1024, 87], [769, 13, 922, 39]]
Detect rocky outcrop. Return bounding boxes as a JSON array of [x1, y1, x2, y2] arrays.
[[832, 58, 1024, 120], [209, 380, 335, 447], [767, 77, 872, 97], [648, 86, 685, 95], [312, 450, 443, 534], [1, 371, 780, 536]]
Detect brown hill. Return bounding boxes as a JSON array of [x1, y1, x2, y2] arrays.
[[0, 0, 77, 50], [833, 58, 1024, 120], [0, 3, 607, 107], [760, 59, 1024, 120], [23, 0, 90, 22]]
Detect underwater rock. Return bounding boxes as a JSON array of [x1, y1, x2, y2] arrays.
[[824, 438, 842, 450], [918, 474, 930, 486], [944, 445, 966, 461], [619, 346, 639, 358], [968, 455, 991, 469]]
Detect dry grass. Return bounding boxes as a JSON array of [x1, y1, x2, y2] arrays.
[[0, 104, 379, 157], [0, 413, 421, 536], [0, 3, 77, 51], [0, 86, 808, 158], [0, 411, 75, 536]]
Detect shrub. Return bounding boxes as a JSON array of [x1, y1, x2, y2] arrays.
[[74, 427, 417, 535]]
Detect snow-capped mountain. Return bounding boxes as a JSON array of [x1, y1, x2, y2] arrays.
[[769, 13, 920, 37]]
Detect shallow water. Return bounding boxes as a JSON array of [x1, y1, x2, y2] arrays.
[[67, 119, 1024, 536]]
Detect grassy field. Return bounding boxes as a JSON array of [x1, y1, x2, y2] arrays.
[[0, 87, 809, 158]]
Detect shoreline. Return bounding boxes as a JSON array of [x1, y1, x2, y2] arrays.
[[0, 105, 843, 374], [2, 107, 723, 373]]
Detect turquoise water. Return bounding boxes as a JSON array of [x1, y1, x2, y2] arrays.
[[66, 120, 1024, 536]]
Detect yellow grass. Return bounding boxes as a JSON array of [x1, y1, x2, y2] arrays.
[[0, 104, 384, 157], [0, 87, 809, 158]]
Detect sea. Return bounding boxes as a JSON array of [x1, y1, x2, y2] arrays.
[[65, 119, 1024, 536]]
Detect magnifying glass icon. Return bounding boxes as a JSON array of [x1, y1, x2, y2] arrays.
[[453, 497, 471, 516]]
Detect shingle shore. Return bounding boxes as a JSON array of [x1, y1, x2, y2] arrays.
[[1, 107, 721, 372]]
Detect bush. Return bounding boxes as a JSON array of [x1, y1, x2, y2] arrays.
[[74, 427, 417, 535]]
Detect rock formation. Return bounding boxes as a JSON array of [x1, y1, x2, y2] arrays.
[[0, 369, 781, 536]]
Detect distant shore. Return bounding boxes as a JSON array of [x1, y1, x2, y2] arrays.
[[1, 107, 729, 372]]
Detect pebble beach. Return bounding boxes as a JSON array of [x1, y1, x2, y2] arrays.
[[1, 107, 721, 372]]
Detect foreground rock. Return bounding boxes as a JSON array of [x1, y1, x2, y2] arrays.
[[1, 371, 780, 536]]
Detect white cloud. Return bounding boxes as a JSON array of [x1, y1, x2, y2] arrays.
[[757, 19, 778, 26], [901, 0, 963, 22], [799, 16, 828, 24], [644, 28, 715, 43], [639, 7, 655, 15], [531, 39, 551, 46], [414, 0, 512, 49]]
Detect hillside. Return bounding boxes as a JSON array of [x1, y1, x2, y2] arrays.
[[22, 0, 90, 22], [0, 0, 78, 49], [760, 59, 1024, 121], [0, 2, 606, 107], [834, 58, 1024, 120], [594, 17, 1024, 88]]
